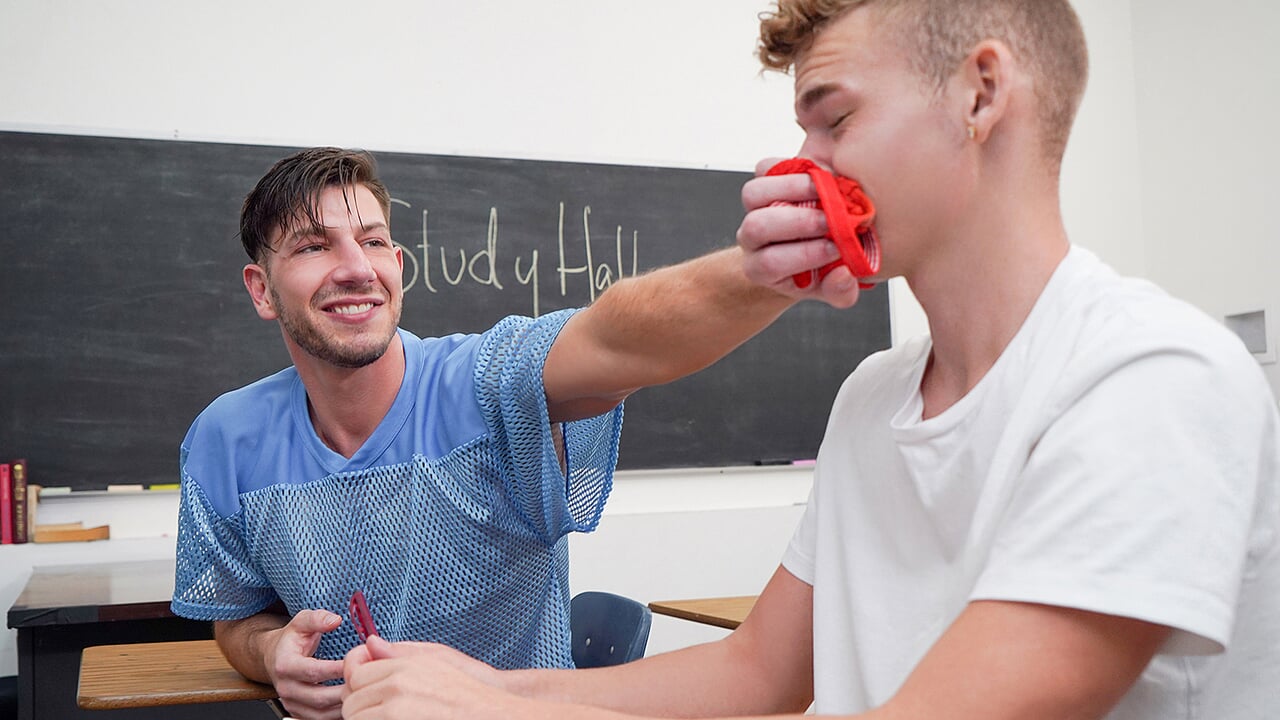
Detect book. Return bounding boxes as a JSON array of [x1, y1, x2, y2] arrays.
[[33, 521, 110, 543], [11, 458, 28, 544], [26, 484, 41, 541], [0, 463, 11, 544]]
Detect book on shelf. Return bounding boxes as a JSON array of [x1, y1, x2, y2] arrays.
[[0, 463, 11, 544], [33, 521, 110, 544], [26, 484, 41, 541], [0, 460, 108, 545], [11, 458, 29, 544]]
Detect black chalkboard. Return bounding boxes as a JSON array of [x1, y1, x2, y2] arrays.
[[0, 131, 891, 491]]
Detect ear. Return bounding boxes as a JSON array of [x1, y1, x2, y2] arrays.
[[958, 39, 1014, 143], [243, 263, 279, 321]]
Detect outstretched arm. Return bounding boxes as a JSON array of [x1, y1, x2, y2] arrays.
[[543, 155, 874, 424], [342, 565, 815, 720], [542, 247, 795, 423]]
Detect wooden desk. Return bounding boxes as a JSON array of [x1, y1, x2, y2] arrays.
[[6, 559, 278, 720], [648, 596, 757, 630], [79, 640, 276, 709]]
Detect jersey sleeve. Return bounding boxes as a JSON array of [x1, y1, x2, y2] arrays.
[[171, 441, 279, 621], [971, 323, 1279, 655], [473, 309, 623, 542]]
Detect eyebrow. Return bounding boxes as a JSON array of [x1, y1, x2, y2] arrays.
[[283, 220, 389, 248], [796, 82, 842, 116], [283, 223, 327, 249], [355, 221, 389, 235]]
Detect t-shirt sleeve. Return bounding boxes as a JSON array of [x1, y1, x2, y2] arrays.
[[782, 485, 819, 586], [171, 441, 279, 621], [473, 309, 624, 542], [971, 326, 1277, 655]]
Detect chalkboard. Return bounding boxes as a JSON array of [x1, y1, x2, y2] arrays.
[[0, 131, 891, 491]]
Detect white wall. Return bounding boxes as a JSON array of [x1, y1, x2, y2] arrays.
[[0, 0, 801, 169], [4, 0, 1271, 681], [1129, 0, 1280, 392]]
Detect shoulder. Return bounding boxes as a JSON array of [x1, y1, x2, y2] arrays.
[[185, 368, 297, 446], [180, 368, 299, 511], [482, 310, 578, 349], [833, 335, 930, 411], [399, 313, 578, 381], [1039, 248, 1265, 403], [472, 310, 580, 379], [402, 327, 485, 381]]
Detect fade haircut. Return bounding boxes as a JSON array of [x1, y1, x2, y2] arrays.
[[758, 0, 1089, 169], [239, 147, 392, 264]]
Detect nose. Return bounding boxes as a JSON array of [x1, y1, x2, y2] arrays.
[[795, 135, 833, 172], [330, 235, 377, 285]]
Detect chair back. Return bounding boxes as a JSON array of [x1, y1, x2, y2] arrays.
[[570, 591, 653, 668]]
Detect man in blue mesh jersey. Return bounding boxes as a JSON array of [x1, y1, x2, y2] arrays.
[[170, 146, 799, 720]]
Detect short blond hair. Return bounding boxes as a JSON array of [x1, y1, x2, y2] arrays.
[[758, 0, 1088, 168]]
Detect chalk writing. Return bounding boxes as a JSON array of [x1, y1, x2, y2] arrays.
[[391, 197, 640, 317]]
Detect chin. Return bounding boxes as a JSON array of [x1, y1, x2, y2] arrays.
[[329, 332, 398, 369], [287, 322, 399, 370]]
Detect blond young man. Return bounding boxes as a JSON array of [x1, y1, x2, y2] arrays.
[[340, 2, 1280, 718]]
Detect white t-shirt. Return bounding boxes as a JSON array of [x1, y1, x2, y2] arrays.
[[783, 247, 1280, 718]]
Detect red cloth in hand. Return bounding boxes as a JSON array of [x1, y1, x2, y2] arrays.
[[765, 158, 880, 289]]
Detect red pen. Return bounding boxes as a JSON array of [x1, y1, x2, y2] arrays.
[[349, 590, 379, 643]]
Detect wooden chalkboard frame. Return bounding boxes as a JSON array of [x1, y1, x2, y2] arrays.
[[0, 131, 891, 491]]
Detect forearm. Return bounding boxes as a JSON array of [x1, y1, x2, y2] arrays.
[[214, 612, 288, 683], [504, 632, 810, 718], [545, 248, 794, 419], [592, 247, 794, 383]]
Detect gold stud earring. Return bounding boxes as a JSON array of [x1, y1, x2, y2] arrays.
[[966, 125, 976, 140]]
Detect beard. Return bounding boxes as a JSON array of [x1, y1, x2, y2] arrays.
[[271, 285, 400, 369]]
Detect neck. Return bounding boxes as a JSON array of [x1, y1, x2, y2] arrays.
[[289, 332, 407, 458], [908, 181, 1069, 419]]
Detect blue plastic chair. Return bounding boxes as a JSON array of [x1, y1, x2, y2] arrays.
[[570, 591, 653, 668]]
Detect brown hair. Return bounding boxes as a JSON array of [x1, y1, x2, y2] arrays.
[[238, 147, 392, 263], [758, 0, 1089, 166]]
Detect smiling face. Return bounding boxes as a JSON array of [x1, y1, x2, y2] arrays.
[[244, 183, 404, 369], [792, 6, 976, 282]]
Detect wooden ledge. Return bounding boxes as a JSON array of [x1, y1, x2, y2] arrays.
[[79, 639, 277, 709], [647, 595, 756, 630]]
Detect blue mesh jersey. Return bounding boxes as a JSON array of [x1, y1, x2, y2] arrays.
[[172, 310, 623, 669]]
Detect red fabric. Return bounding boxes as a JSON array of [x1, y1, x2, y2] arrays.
[[765, 158, 880, 289]]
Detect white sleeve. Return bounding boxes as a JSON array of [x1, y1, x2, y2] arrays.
[[782, 485, 819, 586], [972, 327, 1278, 656]]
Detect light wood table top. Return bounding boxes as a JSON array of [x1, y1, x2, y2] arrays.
[[648, 596, 757, 630], [78, 639, 277, 709]]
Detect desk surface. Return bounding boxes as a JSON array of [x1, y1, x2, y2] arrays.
[[79, 640, 277, 709], [8, 559, 178, 628], [648, 596, 756, 630]]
